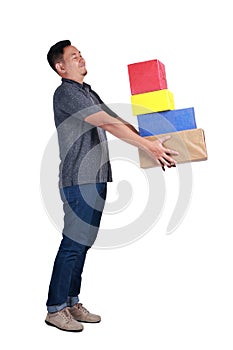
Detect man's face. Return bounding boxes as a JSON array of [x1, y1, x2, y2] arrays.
[[60, 45, 87, 78]]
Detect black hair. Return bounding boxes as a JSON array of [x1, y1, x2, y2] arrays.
[[47, 40, 71, 72]]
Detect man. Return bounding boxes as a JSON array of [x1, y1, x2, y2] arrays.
[[45, 40, 178, 332]]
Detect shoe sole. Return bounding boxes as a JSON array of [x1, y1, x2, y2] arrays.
[[45, 320, 83, 332]]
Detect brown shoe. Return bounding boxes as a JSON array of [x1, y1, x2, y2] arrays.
[[69, 303, 101, 323], [45, 307, 84, 332]]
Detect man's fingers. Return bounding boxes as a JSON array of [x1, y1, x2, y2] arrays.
[[158, 157, 177, 171], [158, 160, 165, 171], [158, 135, 179, 156], [159, 156, 173, 167], [165, 148, 179, 156], [149, 135, 179, 169], [159, 135, 171, 144], [162, 152, 177, 165]]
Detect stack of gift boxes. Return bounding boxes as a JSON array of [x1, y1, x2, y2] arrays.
[[127, 59, 207, 168]]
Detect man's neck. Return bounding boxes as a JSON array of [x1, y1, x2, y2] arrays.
[[63, 75, 84, 85]]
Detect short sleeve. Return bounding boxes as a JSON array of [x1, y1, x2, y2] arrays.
[[54, 84, 102, 126]]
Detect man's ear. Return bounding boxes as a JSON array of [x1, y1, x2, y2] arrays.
[[55, 62, 66, 75]]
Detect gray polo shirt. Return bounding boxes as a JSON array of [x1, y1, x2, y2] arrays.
[[54, 78, 116, 188]]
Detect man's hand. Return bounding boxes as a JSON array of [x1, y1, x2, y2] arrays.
[[146, 135, 179, 171]]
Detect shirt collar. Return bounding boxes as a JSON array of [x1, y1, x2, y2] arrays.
[[61, 78, 91, 91]]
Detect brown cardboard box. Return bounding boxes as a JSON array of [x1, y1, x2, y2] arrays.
[[138, 128, 208, 168]]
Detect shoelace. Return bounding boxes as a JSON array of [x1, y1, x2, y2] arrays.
[[59, 308, 73, 322], [77, 303, 89, 314]]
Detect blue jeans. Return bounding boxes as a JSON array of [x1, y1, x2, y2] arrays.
[[46, 183, 107, 313]]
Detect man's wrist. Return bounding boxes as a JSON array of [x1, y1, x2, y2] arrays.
[[136, 136, 156, 152]]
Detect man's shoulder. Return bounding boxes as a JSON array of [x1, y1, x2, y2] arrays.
[[54, 80, 77, 98]]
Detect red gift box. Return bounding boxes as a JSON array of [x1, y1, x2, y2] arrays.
[[127, 59, 167, 95]]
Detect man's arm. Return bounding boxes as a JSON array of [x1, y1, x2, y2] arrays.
[[97, 97, 139, 135], [114, 115, 139, 135], [85, 111, 178, 169]]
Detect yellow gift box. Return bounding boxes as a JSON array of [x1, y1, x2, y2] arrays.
[[131, 89, 175, 115], [138, 128, 208, 168]]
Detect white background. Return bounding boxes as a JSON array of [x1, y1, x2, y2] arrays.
[[1, 0, 233, 348]]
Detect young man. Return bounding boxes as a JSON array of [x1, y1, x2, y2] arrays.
[[45, 40, 178, 332]]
